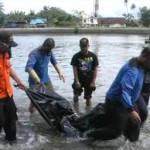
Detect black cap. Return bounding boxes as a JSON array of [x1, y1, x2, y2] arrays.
[[79, 38, 89, 46], [0, 31, 18, 47]]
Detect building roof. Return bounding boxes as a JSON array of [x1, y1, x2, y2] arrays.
[[98, 17, 126, 25], [30, 18, 47, 25]]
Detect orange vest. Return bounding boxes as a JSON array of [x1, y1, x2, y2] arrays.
[[0, 53, 13, 99]]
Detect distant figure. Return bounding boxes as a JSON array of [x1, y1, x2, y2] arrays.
[[25, 38, 65, 113], [87, 47, 150, 142], [71, 38, 99, 106], [0, 31, 25, 144]]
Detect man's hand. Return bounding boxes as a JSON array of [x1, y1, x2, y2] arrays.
[[75, 81, 81, 89], [129, 110, 141, 124], [90, 81, 95, 88], [17, 82, 26, 90], [59, 74, 65, 83]]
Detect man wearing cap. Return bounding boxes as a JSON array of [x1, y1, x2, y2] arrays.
[[0, 31, 25, 143], [25, 38, 65, 113], [71, 37, 99, 106]]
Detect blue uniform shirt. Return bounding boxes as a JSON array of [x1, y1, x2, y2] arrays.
[[25, 46, 57, 84], [106, 60, 145, 109]]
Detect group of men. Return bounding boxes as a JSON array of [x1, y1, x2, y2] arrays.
[[0, 31, 150, 143]]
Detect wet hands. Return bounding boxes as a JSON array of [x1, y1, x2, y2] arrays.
[[59, 74, 65, 83], [75, 81, 81, 89], [90, 81, 95, 88], [129, 110, 141, 124], [16, 82, 26, 90]]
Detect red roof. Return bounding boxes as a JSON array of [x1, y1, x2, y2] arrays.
[[98, 17, 126, 25]]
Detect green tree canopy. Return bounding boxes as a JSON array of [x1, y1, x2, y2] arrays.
[[38, 6, 77, 26], [0, 3, 4, 27], [6, 11, 26, 21], [25, 10, 37, 22], [138, 7, 150, 27], [0, 2, 3, 13]]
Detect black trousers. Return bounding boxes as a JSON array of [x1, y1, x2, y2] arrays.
[[72, 75, 96, 99], [124, 95, 148, 142], [0, 96, 17, 141], [87, 99, 145, 142]]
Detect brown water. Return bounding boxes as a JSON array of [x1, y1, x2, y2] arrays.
[[0, 34, 150, 150]]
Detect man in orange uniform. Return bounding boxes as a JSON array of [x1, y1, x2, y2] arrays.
[[0, 32, 25, 143]]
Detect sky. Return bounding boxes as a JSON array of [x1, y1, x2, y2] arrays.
[[1, 0, 149, 17]]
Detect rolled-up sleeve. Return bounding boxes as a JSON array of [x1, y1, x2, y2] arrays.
[[121, 67, 138, 108], [50, 51, 57, 66], [25, 52, 37, 72]]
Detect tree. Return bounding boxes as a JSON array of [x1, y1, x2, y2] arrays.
[[138, 7, 150, 27], [6, 11, 26, 21], [131, 3, 136, 10], [0, 3, 4, 27], [0, 2, 3, 13], [123, 13, 137, 26], [124, 0, 129, 14], [25, 10, 37, 22], [72, 10, 84, 26], [38, 6, 77, 27]]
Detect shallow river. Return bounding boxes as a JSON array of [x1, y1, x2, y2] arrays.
[[0, 33, 150, 150]]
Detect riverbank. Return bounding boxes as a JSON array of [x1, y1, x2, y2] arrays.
[[0, 27, 150, 35]]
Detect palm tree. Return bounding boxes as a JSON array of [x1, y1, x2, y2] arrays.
[[124, 0, 129, 14], [131, 3, 136, 10], [131, 3, 136, 18], [0, 2, 4, 13], [7, 11, 26, 21]]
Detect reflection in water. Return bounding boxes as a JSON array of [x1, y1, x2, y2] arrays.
[[1, 34, 149, 149]]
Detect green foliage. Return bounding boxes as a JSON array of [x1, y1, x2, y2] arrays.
[[138, 7, 150, 27], [6, 11, 26, 21], [25, 10, 37, 22], [0, 2, 3, 13], [37, 6, 77, 27], [0, 4, 78, 27], [123, 13, 138, 27], [0, 3, 4, 27], [0, 13, 5, 27]]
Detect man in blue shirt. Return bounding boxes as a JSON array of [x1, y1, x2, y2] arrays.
[[25, 38, 65, 113], [87, 46, 150, 141]]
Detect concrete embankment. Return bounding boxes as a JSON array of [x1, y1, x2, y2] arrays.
[[0, 27, 150, 35]]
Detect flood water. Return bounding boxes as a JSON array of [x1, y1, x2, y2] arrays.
[[0, 33, 150, 150]]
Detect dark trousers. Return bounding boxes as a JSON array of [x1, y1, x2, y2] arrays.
[[124, 95, 148, 142], [87, 100, 129, 140], [72, 76, 96, 99], [87, 99, 143, 142], [0, 96, 17, 141]]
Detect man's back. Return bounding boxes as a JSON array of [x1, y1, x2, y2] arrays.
[[106, 58, 145, 108]]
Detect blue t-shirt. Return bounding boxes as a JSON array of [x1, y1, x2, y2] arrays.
[[25, 46, 57, 84], [106, 58, 145, 109]]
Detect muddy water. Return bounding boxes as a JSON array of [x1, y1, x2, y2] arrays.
[[0, 34, 149, 150]]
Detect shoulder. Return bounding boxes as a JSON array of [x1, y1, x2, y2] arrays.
[[128, 57, 139, 68], [88, 51, 97, 57], [49, 50, 54, 55], [72, 51, 81, 58], [123, 61, 139, 75], [29, 47, 40, 56]]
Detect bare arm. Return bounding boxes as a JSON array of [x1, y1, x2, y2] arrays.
[[54, 64, 65, 82], [10, 68, 25, 89], [91, 66, 98, 84], [73, 66, 79, 83], [89, 66, 98, 88], [73, 66, 81, 88]]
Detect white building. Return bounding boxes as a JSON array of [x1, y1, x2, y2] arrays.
[[81, 13, 98, 27]]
